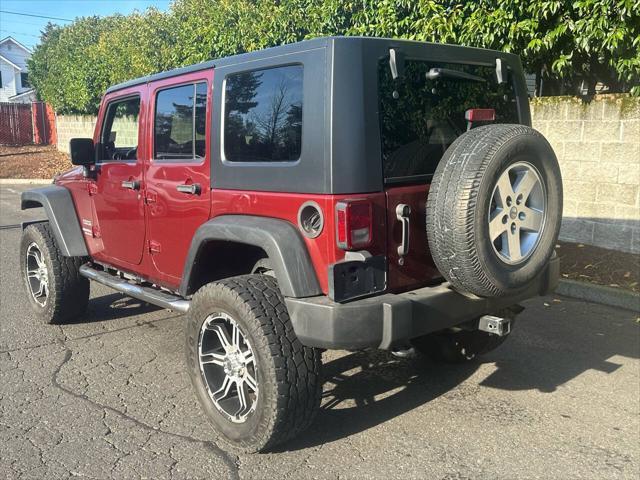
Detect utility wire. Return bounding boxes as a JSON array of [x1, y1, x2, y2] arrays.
[[0, 10, 73, 22], [0, 29, 41, 38], [1, 18, 53, 27]]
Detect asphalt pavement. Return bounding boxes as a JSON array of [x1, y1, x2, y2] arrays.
[[1, 183, 638, 479]]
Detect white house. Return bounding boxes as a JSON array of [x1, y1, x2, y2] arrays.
[[0, 37, 36, 103]]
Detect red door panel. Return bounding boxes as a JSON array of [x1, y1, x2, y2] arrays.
[[145, 165, 211, 281], [385, 184, 441, 292], [92, 163, 146, 264], [90, 88, 147, 267], [144, 72, 213, 282]]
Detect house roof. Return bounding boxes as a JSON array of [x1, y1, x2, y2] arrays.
[[9, 89, 36, 100], [0, 36, 32, 54], [0, 53, 22, 71]]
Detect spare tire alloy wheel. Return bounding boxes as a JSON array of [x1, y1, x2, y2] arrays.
[[198, 312, 259, 423], [489, 161, 546, 265]]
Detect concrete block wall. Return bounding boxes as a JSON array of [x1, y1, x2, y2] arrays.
[[56, 115, 96, 153], [531, 94, 640, 254], [56, 115, 138, 153]]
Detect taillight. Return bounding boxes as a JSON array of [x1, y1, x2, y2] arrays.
[[335, 200, 373, 250], [465, 108, 496, 122]]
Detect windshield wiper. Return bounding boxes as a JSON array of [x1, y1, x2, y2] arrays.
[[425, 68, 486, 83]]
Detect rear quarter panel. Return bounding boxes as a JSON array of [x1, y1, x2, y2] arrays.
[[211, 190, 387, 294]]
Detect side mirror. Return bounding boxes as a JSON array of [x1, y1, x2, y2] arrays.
[[69, 138, 95, 166]]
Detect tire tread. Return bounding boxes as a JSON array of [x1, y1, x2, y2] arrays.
[[21, 222, 89, 323], [189, 275, 321, 452]]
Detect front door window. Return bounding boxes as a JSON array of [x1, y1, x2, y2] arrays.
[[99, 97, 140, 162]]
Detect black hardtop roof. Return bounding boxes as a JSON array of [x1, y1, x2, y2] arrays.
[[105, 36, 517, 94]]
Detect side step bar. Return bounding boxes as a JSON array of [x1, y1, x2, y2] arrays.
[[79, 264, 190, 313]]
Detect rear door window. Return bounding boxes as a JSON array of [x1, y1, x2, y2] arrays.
[[154, 82, 207, 161], [223, 65, 303, 162], [378, 60, 519, 183]]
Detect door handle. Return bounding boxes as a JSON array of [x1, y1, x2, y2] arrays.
[[177, 183, 201, 195], [396, 203, 411, 263], [122, 180, 140, 190]]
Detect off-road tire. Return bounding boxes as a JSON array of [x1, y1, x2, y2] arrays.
[[412, 309, 516, 363], [185, 274, 322, 453], [20, 222, 90, 324], [426, 124, 562, 297]]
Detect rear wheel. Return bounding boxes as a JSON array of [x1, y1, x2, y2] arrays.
[[20, 222, 89, 324], [185, 274, 322, 452]]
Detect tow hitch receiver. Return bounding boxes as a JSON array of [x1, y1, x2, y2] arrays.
[[478, 315, 511, 336]]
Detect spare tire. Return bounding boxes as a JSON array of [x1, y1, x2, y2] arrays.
[[426, 124, 562, 297]]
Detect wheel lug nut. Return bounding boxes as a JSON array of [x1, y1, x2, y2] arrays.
[[519, 212, 526, 221]]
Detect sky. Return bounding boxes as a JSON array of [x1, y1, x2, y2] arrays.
[[0, 0, 172, 51]]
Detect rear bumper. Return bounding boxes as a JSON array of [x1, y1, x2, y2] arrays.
[[286, 253, 559, 350]]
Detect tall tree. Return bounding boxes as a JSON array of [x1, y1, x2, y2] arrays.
[[28, 0, 640, 114]]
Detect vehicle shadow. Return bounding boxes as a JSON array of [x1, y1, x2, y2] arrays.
[[274, 349, 478, 452], [63, 292, 161, 324], [477, 299, 639, 393], [277, 298, 638, 452]]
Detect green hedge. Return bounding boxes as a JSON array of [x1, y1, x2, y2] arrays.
[[29, 0, 640, 114]]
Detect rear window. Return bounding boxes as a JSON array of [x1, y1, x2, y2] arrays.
[[378, 60, 519, 183], [223, 65, 303, 163], [154, 82, 207, 161]]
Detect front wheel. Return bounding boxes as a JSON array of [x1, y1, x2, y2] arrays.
[[20, 222, 89, 324], [185, 274, 322, 452]]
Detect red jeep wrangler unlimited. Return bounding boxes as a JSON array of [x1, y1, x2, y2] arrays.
[[20, 37, 562, 452]]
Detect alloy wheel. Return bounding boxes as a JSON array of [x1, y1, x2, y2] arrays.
[[198, 312, 259, 423], [25, 242, 49, 306], [488, 161, 547, 265]]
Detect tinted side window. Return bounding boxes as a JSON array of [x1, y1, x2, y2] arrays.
[[154, 82, 207, 161], [99, 96, 140, 161], [224, 65, 302, 162]]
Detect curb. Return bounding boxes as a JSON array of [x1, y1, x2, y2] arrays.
[[556, 279, 639, 312], [0, 179, 51, 185]]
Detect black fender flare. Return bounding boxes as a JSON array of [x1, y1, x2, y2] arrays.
[[179, 216, 322, 298], [21, 186, 89, 257]]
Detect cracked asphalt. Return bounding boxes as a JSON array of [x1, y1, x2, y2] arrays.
[[1, 183, 639, 479]]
